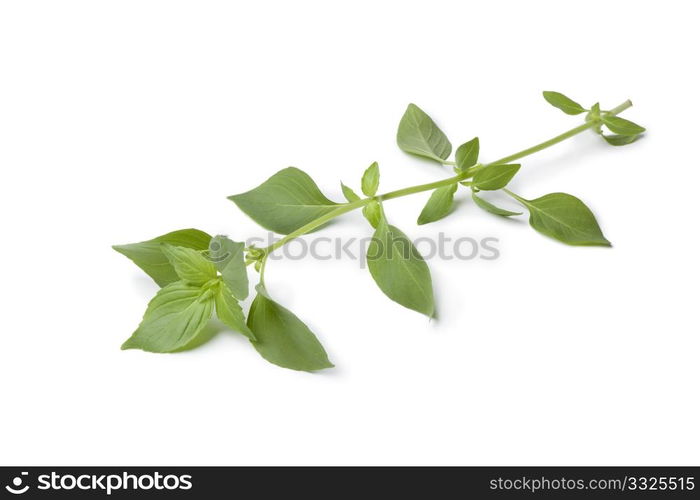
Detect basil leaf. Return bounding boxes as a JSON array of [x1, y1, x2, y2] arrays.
[[161, 244, 217, 286], [113, 229, 212, 287], [508, 191, 611, 246], [247, 285, 333, 372], [472, 192, 522, 217], [417, 184, 457, 225], [122, 282, 215, 352], [209, 235, 248, 300], [601, 115, 646, 136], [585, 102, 603, 134], [215, 284, 255, 340], [361, 162, 380, 197], [396, 103, 452, 162], [455, 137, 480, 172], [602, 134, 640, 146], [542, 91, 586, 115], [367, 215, 435, 317], [363, 200, 382, 228], [228, 167, 339, 234], [341, 182, 360, 202], [472, 164, 520, 191]]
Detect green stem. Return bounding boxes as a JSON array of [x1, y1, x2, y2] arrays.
[[377, 170, 471, 202], [258, 255, 268, 286], [502, 188, 526, 204], [264, 203, 366, 254], [478, 99, 632, 167], [263, 171, 472, 254], [260, 100, 632, 256]]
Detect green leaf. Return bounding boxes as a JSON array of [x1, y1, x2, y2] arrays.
[[455, 137, 480, 172], [363, 200, 382, 228], [472, 164, 520, 191], [417, 184, 457, 225], [161, 244, 217, 286], [367, 215, 434, 317], [341, 182, 360, 202], [602, 134, 640, 146], [215, 283, 255, 340], [542, 91, 587, 115], [113, 229, 212, 287], [209, 235, 248, 300], [247, 285, 333, 372], [229, 167, 339, 234], [396, 103, 452, 162], [361, 162, 380, 196], [472, 192, 522, 217], [507, 191, 611, 246], [601, 115, 646, 136], [122, 282, 215, 352], [586, 102, 603, 134], [586, 102, 601, 122]]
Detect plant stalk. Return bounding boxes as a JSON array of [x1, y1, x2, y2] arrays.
[[259, 100, 633, 257]]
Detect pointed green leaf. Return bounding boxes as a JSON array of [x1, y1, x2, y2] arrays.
[[602, 134, 640, 146], [601, 115, 646, 136], [113, 229, 212, 287], [361, 162, 380, 196], [472, 192, 522, 217], [367, 215, 434, 317], [122, 282, 215, 352], [247, 285, 333, 372], [508, 191, 610, 246], [396, 103, 452, 162], [472, 164, 520, 191], [363, 200, 382, 228], [215, 284, 255, 340], [161, 244, 217, 286], [209, 235, 248, 300], [229, 167, 339, 234], [341, 182, 360, 202], [455, 137, 480, 172], [542, 91, 587, 115], [417, 184, 457, 225]]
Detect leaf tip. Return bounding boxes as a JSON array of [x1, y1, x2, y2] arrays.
[[318, 360, 335, 371], [120, 338, 136, 350]]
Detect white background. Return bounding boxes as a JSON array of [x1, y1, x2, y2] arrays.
[[1, 1, 698, 466]]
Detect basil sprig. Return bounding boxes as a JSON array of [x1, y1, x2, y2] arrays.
[[115, 92, 644, 371]]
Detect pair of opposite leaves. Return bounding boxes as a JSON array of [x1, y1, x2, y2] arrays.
[[542, 91, 645, 145], [230, 161, 436, 318], [114, 231, 333, 371]]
